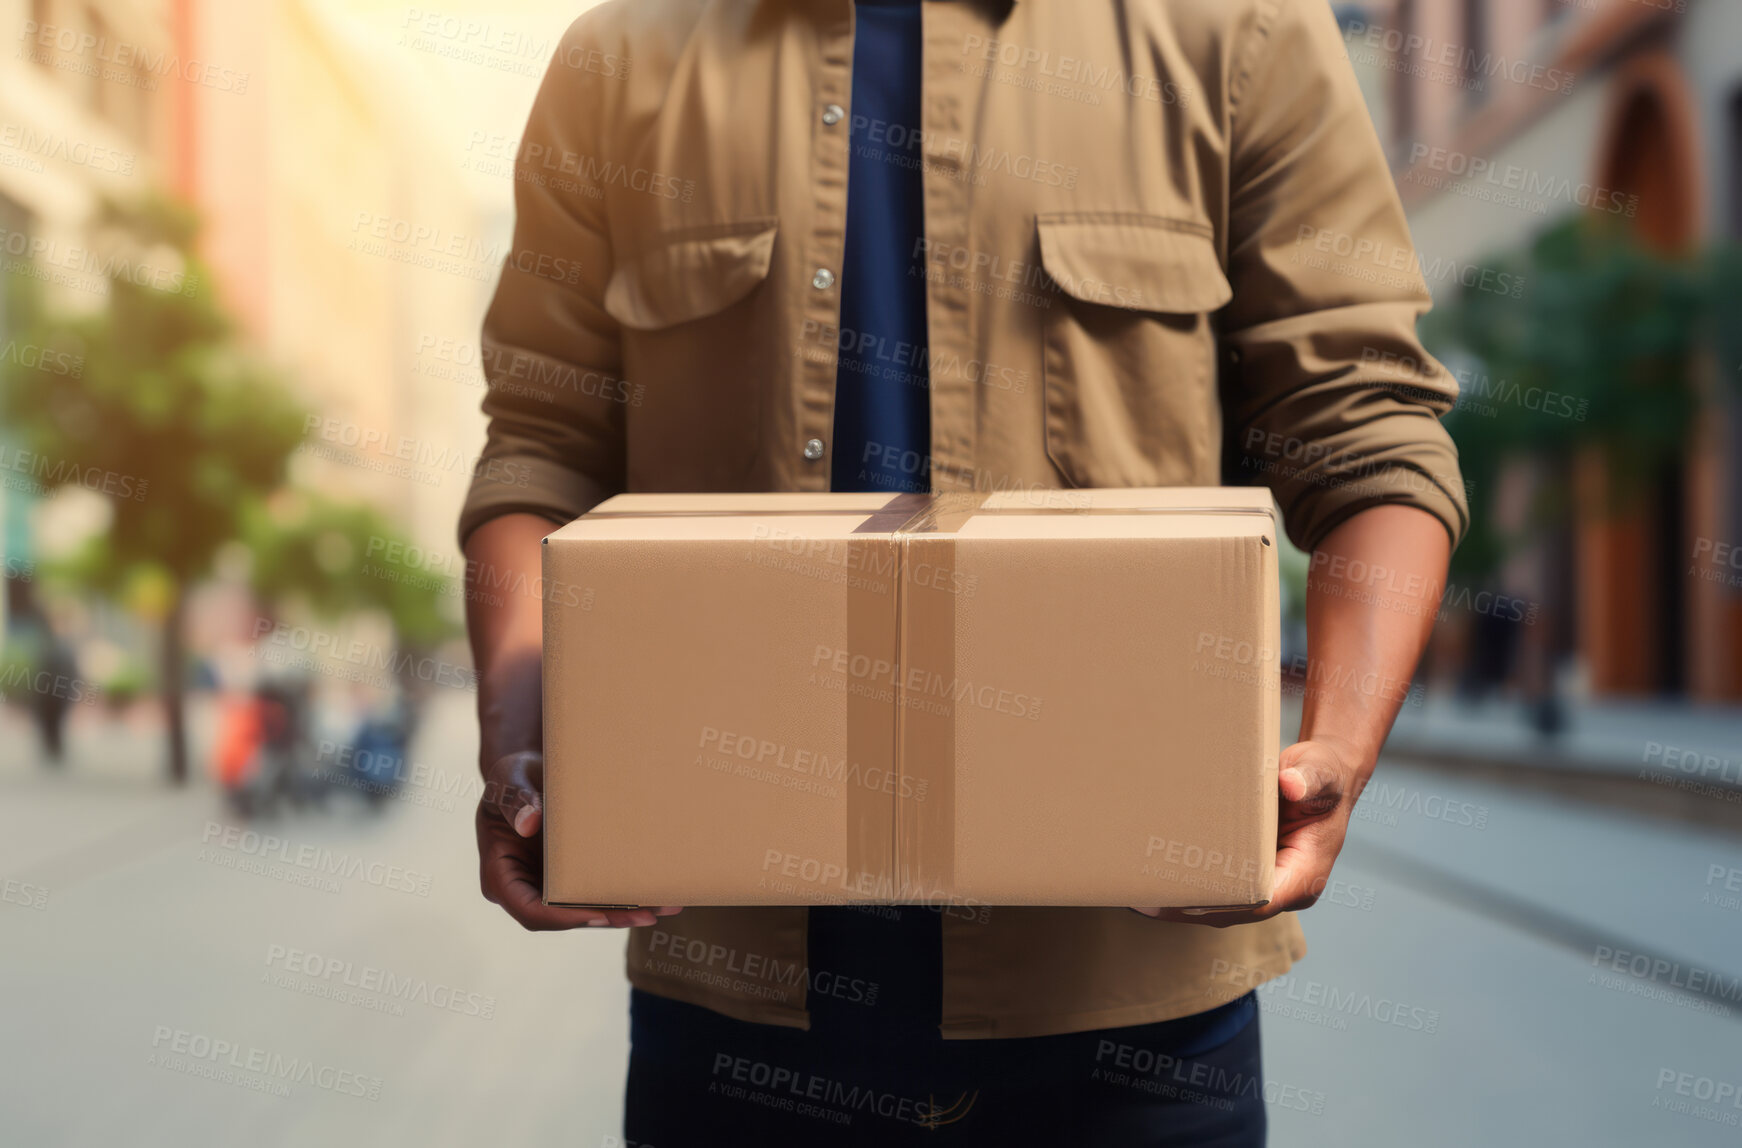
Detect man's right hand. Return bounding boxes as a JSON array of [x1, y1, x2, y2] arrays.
[[466, 513, 681, 931], [477, 748, 681, 930]]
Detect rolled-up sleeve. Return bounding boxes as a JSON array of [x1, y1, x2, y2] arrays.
[[458, 17, 626, 548], [1219, 0, 1469, 553]]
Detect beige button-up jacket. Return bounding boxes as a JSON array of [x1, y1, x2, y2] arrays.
[[462, 0, 1467, 1039]]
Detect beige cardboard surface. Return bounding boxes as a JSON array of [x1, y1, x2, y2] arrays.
[[542, 488, 1279, 909]]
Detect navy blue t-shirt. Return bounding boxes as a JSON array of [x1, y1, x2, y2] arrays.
[[828, 0, 930, 494], [811, 0, 1253, 1051], [812, 0, 939, 1042]]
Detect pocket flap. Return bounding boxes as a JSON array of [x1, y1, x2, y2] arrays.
[[604, 219, 779, 330], [1035, 213, 1231, 313]]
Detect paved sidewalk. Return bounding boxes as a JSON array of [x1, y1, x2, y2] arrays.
[[1271, 761, 1742, 1148], [0, 697, 635, 1148], [1384, 693, 1742, 788], [5, 695, 1740, 1146]]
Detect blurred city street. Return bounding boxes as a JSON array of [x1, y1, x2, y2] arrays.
[[5, 0, 1742, 1143], [0, 695, 632, 1147], [2, 693, 1739, 1147]]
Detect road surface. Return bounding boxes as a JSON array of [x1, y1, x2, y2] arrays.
[[1, 695, 1738, 1146]]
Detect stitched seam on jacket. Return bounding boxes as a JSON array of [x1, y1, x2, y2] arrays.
[[938, 938, 1304, 1036], [1229, 0, 1286, 112], [620, 216, 780, 260], [1035, 211, 1214, 238]]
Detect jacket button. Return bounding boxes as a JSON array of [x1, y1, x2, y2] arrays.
[[822, 103, 845, 126], [803, 438, 826, 461], [812, 268, 836, 290]]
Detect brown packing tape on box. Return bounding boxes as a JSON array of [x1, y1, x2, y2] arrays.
[[544, 488, 1280, 910], [561, 492, 999, 902], [842, 526, 897, 894], [891, 492, 983, 902]]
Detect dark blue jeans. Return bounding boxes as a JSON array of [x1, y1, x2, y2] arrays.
[[623, 908, 1267, 1147]]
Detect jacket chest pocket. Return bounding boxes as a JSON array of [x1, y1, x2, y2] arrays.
[[1035, 213, 1231, 488], [603, 219, 779, 486]]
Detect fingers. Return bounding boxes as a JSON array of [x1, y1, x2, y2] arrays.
[[1134, 904, 1268, 929], [1130, 840, 1333, 928], [1135, 910, 1245, 928], [1136, 742, 1360, 929], [484, 750, 544, 836], [1279, 742, 1351, 822], [475, 804, 679, 930], [1279, 763, 1342, 818], [1265, 842, 1328, 914]]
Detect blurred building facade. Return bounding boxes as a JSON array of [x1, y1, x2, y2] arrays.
[[1, 0, 498, 652], [0, 0, 178, 638], [1343, 0, 1742, 702], [185, 0, 492, 557], [14, 0, 1739, 706], [0, 0, 519, 756], [0, 0, 173, 266]]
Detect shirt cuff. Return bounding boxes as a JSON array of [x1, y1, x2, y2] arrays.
[[1279, 458, 1469, 554], [457, 455, 615, 550]]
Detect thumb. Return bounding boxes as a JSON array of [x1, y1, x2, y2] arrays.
[[486, 750, 544, 837], [1278, 748, 1344, 818]]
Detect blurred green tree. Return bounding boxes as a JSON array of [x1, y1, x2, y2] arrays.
[[1424, 214, 1728, 582], [3, 195, 455, 782], [240, 488, 456, 651], [44, 485, 459, 692], [4, 197, 304, 781]]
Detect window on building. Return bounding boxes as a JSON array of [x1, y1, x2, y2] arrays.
[[78, 4, 150, 141], [0, 191, 37, 622], [1727, 89, 1742, 553], [1728, 88, 1742, 240], [82, 6, 110, 112], [1392, 0, 1419, 154], [28, 0, 53, 67], [0, 193, 28, 335], [1462, 0, 1490, 106]]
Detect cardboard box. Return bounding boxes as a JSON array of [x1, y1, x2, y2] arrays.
[[542, 487, 1280, 910]]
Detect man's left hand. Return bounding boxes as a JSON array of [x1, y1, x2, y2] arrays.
[[1129, 738, 1366, 927]]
